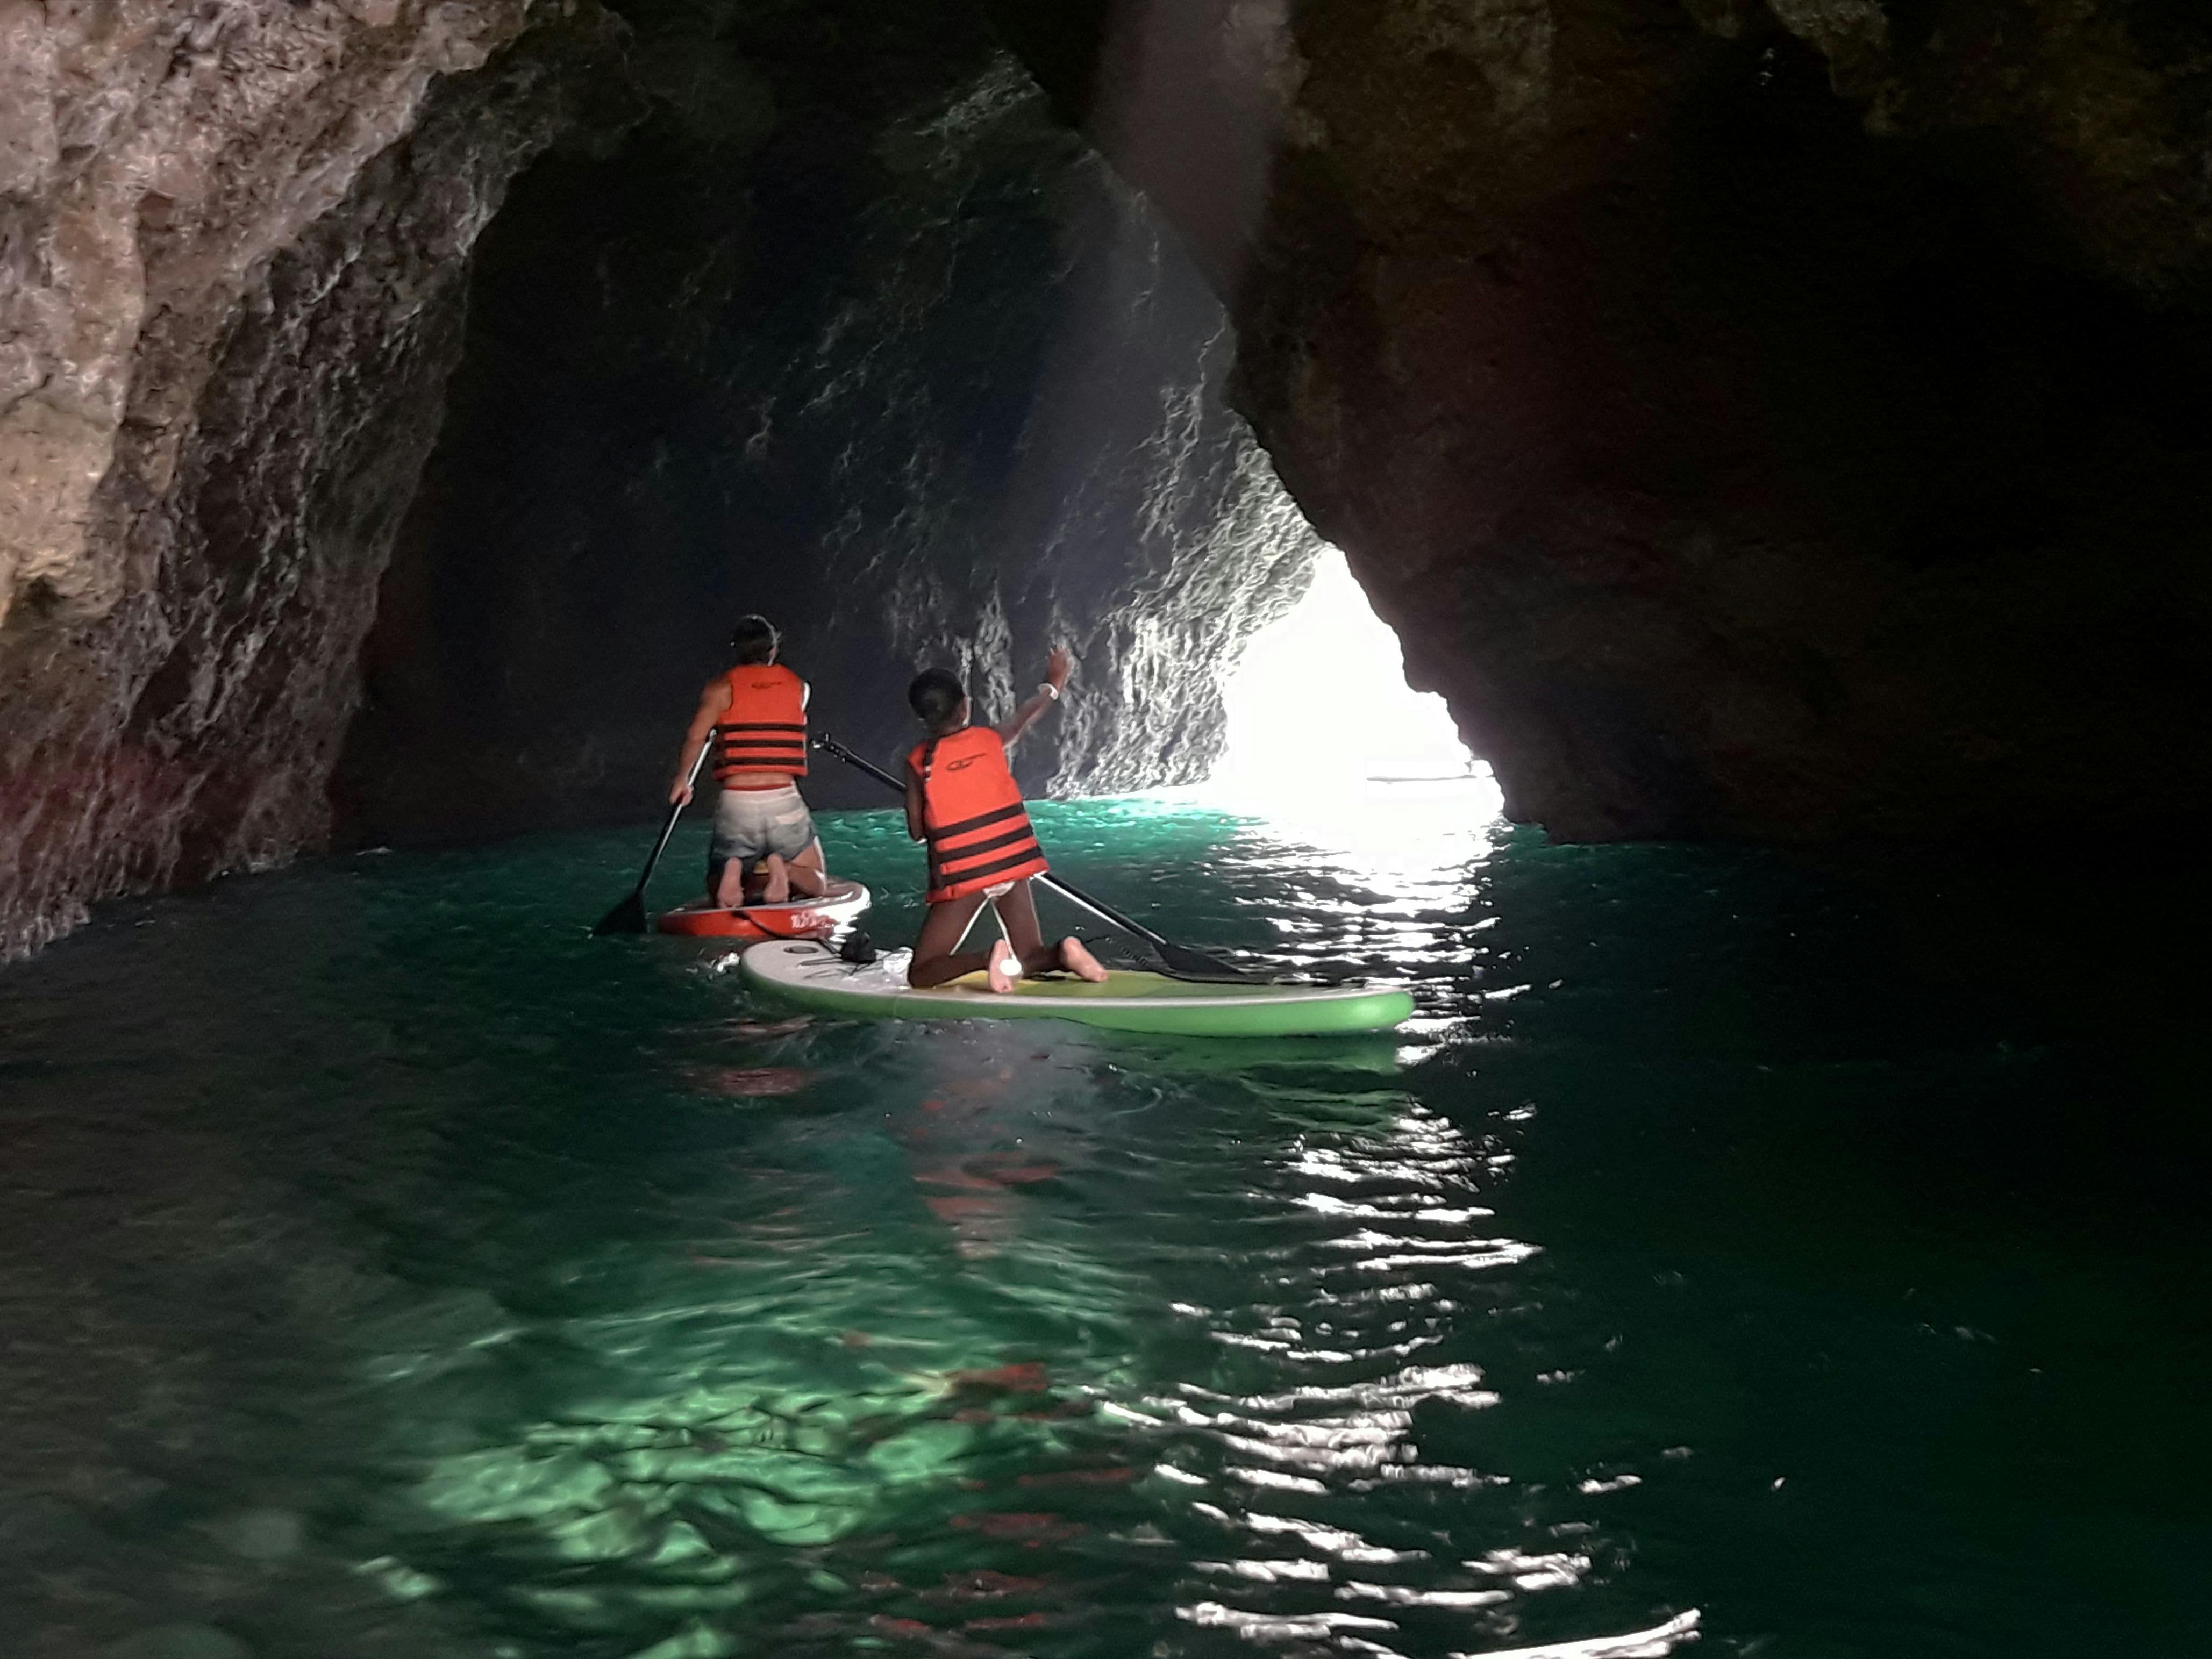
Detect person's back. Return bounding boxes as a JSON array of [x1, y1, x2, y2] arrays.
[[669, 616, 829, 906], [900, 650, 1105, 991], [714, 660, 809, 788], [907, 724, 1049, 902]]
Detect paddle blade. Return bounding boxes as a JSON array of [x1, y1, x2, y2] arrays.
[[592, 889, 650, 936]]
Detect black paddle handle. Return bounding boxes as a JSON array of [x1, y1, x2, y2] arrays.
[[812, 733, 1174, 950], [814, 732, 903, 794]]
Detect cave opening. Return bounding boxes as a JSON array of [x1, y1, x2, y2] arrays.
[[1210, 546, 1490, 817]]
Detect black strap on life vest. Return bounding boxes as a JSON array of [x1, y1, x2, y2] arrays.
[[717, 720, 807, 769], [930, 840, 1048, 890], [924, 803, 1045, 888], [915, 736, 1045, 890]]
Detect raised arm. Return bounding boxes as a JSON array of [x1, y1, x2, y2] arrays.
[[669, 678, 731, 805], [996, 646, 1073, 750]]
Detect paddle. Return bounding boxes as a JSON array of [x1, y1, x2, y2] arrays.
[[592, 739, 711, 935], [812, 732, 1256, 982]]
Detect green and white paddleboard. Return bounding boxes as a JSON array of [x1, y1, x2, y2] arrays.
[[740, 940, 1415, 1037]]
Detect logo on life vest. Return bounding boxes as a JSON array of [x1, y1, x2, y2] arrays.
[[945, 756, 979, 771]]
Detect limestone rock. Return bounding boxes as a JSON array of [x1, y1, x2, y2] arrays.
[[4, 0, 1313, 951], [11, 0, 2208, 961], [0, 0, 624, 958], [1011, 0, 2212, 840], [334, 9, 1316, 840]]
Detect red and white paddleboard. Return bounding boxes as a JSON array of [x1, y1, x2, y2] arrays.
[[654, 878, 870, 942]]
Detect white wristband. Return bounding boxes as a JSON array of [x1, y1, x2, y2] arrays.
[[1038, 681, 1061, 700]]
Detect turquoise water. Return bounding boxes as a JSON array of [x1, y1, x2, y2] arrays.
[[1, 796, 2204, 1659]]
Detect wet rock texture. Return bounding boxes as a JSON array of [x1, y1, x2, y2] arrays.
[[1010, 0, 2212, 840], [0, 0, 621, 958], [335, 0, 1314, 841], [10, 0, 2208, 955]]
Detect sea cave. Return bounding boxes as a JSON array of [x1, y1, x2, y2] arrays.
[[1, 0, 2208, 1653]]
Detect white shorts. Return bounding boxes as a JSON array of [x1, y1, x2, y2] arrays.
[[709, 783, 815, 882]]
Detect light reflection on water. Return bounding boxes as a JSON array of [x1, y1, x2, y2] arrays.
[[0, 795, 2204, 1658]]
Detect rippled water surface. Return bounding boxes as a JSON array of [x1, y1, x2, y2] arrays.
[[3, 795, 2206, 1659]]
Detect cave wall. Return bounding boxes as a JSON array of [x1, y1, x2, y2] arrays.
[[1, 0, 1317, 954], [12, 0, 2204, 960], [997, 0, 2212, 842], [0, 0, 623, 959], [334, 0, 1316, 841]]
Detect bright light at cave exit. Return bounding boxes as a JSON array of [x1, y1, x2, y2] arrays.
[[1209, 548, 1499, 818]]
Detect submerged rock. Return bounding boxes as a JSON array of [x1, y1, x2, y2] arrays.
[[206, 1506, 306, 1563], [104, 1625, 253, 1659]]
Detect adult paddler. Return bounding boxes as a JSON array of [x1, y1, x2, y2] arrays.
[[902, 646, 1109, 991], [669, 615, 829, 907]]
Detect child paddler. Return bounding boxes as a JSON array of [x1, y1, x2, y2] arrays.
[[669, 615, 830, 907], [903, 647, 1109, 992]]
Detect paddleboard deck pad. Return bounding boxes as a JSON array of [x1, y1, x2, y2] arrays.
[[656, 879, 870, 941], [740, 939, 1414, 1036]]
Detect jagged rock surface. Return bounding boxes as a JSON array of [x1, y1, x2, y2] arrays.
[[998, 0, 2212, 840], [0, 0, 622, 959], [0, 0, 1317, 956], [336, 3, 1315, 841], [15, 0, 2206, 960]]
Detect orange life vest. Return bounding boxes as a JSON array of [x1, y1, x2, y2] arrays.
[[713, 664, 808, 782], [908, 726, 1049, 903]]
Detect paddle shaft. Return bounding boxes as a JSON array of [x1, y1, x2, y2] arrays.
[[633, 739, 713, 896], [814, 734, 1180, 954]]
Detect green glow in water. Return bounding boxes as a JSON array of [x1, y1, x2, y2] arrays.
[[0, 797, 2204, 1657]]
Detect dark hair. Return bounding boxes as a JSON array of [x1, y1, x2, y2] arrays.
[[908, 668, 967, 726], [729, 614, 780, 664]]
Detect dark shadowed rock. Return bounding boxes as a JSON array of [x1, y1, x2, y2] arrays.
[[2, 0, 1314, 956], [334, 2, 1315, 840], [1007, 0, 2212, 842]]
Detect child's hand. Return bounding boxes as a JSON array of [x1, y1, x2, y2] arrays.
[[669, 778, 694, 807], [1045, 646, 1073, 690]]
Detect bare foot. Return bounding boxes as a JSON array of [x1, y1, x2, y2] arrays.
[[1059, 936, 1109, 983], [715, 864, 745, 909], [986, 938, 1019, 993], [761, 853, 791, 905]]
